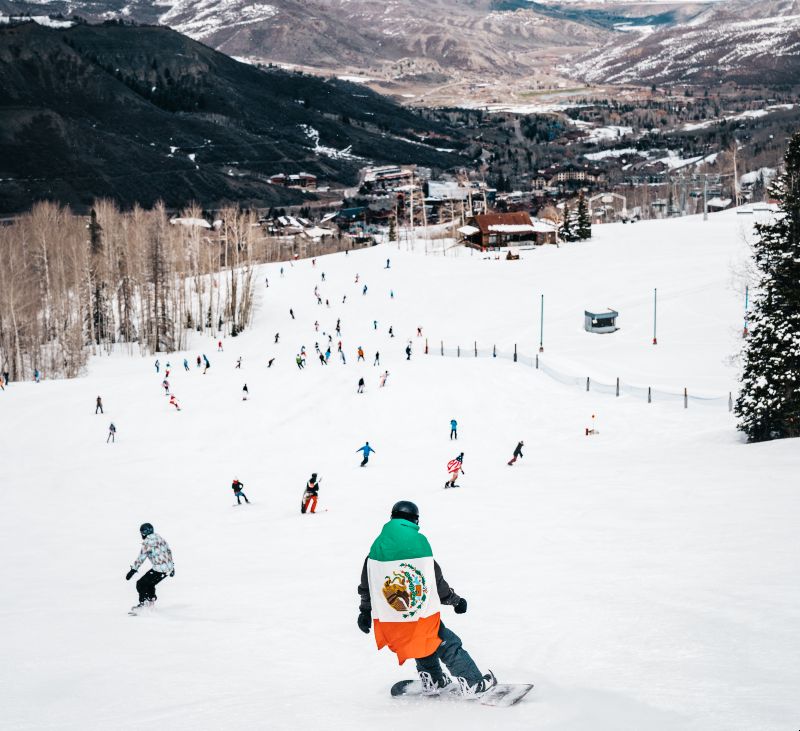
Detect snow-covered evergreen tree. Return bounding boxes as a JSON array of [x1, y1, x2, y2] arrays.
[[735, 132, 800, 442], [559, 203, 574, 242], [576, 192, 592, 240]]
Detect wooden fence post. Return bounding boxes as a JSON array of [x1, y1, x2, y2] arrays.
[[728, 392, 733, 412], [474, 341, 477, 357], [535, 354, 539, 369], [586, 377, 590, 392], [513, 344, 517, 362], [648, 387, 651, 403], [425, 338, 428, 355], [440, 340, 443, 356], [616, 377, 619, 397], [684, 387, 688, 409], [493, 344, 496, 358], [457, 345, 460, 357]]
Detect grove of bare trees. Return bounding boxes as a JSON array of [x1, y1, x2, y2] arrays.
[[0, 201, 265, 382]]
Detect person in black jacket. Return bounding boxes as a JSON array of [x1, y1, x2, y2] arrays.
[[231, 478, 249, 505], [508, 441, 524, 466], [301, 473, 320, 514]]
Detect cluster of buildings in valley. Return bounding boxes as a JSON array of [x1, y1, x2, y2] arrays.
[[254, 153, 772, 252]]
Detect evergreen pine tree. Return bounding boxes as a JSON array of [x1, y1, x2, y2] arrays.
[[388, 216, 397, 243], [576, 191, 592, 240], [559, 203, 573, 242], [735, 132, 800, 442]]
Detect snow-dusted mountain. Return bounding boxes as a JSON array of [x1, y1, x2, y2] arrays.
[[567, 0, 800, 84], [4, 0, 797, 86]]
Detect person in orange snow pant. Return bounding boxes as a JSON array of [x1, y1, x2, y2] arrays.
[[301, 473, 320, 514]]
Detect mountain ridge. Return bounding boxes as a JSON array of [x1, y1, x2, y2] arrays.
[[0, 21, 464, 213]]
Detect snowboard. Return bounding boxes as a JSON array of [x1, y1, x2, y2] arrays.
[[391, 679, 533, 707]]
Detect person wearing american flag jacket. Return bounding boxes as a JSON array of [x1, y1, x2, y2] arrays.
[[126, 523, 174, 610]]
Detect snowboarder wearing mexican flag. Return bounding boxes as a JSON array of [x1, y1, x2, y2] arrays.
[[356, 500, 496, 697]]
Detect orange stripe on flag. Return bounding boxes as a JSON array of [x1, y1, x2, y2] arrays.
[[373, 612, 441, 664]]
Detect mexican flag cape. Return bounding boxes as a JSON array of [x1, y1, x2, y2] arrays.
[[367, 519, 442, 664]]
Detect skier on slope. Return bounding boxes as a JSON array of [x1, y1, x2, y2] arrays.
[[508, 441, 524, 466], [96, 395, 103, 414], [301, 473, 320, 514], [107, 422, 116, 443], [126, 523, 174, 612], [379, 370, 389, 388], [450, 419, 458, 440], [183, 359, 189, 371], [356, 501, 496, 697], [242, 383, 249, 400], [169, 394, 181, 411], [445, 453, 465, 488], [405, 343, 412, 360], [231, 477, 250, 505], [357, 442, 375, 466]]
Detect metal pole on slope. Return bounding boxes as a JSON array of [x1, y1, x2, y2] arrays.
[[539, 294, 544, 353], [652, 287, 658, 345]]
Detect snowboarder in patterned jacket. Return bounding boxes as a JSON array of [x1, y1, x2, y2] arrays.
[[356, 500, 496, 697], [445, 453, 464, 488], [126, 523, 174, 610], [301, 473, 320, 514], [231, 478, 249, 505], [508, 441, 524, 466]]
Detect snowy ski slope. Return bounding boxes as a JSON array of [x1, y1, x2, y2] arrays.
[[1, 209, 798, 730]]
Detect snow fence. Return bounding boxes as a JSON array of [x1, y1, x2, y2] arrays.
[[427, 340, 734, 411]]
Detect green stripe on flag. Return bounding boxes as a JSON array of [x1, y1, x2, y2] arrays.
[[368, 519, 433, 561]]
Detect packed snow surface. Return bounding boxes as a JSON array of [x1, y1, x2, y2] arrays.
[[2, 210, 798, 730]]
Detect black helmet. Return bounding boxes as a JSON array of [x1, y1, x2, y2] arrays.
[[391, 500, 419, 524], [311, 473, 317, 481], [140, 522, 154, 538]]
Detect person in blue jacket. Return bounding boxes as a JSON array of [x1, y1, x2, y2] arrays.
[[450, 419, 458, 440], [357, 442, 375, 467]]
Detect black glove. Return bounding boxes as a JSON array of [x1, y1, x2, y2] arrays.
[[357, 610, 371, 634], [125, 569, 136, 581], [454, 597, 468, 614], [170, 569, 175, 577]]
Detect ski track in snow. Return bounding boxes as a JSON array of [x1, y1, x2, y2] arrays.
[[1, 209, 799, 730]]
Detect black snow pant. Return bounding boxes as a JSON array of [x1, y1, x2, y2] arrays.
[[450, 429, 457, 440], [360, 455, 369, 466], [96, 405, 103, 414], [235, 491, 250, 504], [136, 570, 167, 603], [415, 623, 481, 686]]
